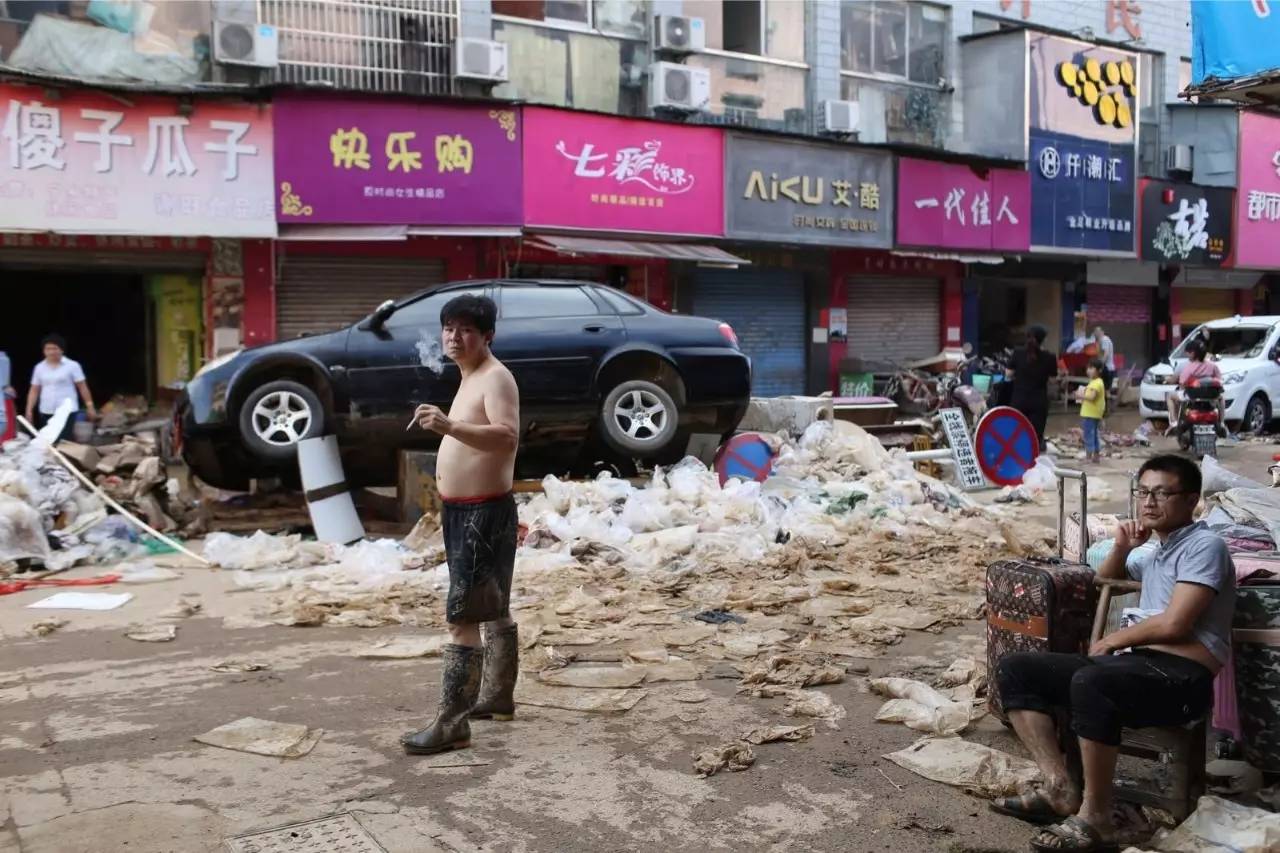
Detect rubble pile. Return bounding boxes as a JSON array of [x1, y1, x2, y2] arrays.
[[0, 428, 193, 574]]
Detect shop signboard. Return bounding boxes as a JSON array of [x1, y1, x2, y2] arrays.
[[1139, 179, 1232, 267], [1027, 33, 1138, 256], [0, 82, 274, 237], [725, 133, 892, 247], [273, 95, 521, 226], [896, 158, 1030, 252], [1235, 111, 1280, 270], [523, 106, 722, 236]]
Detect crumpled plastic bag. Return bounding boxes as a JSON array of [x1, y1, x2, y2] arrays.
[[1021, 455, 1058, 492], [0, 491, 51, 563], [1143, 795, 1280, 853], [884, 736, 1040, 798], [693, 741, 755, 777], [870, 677, 975, 735], [1201, 455, 1265, 497]]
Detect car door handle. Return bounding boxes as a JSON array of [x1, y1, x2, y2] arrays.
[[583, 324, 605, 333]]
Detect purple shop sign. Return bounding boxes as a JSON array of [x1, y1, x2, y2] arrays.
[[273, 95, 522, 225], [896, 158, 1030, 252]]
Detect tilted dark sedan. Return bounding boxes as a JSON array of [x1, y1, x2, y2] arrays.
[[177, 279, 751, 489]]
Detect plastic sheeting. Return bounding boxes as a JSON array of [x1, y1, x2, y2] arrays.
[[8, 14, 202, 85]]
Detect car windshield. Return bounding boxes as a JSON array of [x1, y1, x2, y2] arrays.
[[1177, 326, 1272, 360]]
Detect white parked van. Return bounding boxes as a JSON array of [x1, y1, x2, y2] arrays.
[[1139, 315, 1280, 433]]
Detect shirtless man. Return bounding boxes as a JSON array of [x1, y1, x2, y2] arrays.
[[990, 455, 1234, 852], [401, 293, 520, 756]]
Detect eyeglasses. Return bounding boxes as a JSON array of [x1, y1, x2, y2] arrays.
[[1131, 487, 1190, 504]]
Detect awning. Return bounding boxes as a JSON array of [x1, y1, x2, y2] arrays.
[[528, 234, 750, 266], [1174, 269, 1264, 290], [278, 224, 522, 241]]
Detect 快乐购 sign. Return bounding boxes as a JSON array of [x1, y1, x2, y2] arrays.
[[272, 94, 521, 226], [725, 133, 892, 247], [523, 106, 722, 236], [0, 82, 274, 237], [897, 158, 1030, 252]]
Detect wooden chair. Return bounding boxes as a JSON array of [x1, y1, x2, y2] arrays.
[[1085, 577, 1208, 822]]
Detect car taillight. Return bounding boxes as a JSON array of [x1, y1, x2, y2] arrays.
[[718, 322, 739, 348]]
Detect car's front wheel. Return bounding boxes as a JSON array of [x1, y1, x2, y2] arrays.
[[239, 380, 325, 461], [1243, 393, 1271, 435], [600, 379, 679, 457]]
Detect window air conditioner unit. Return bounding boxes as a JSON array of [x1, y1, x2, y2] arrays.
[[653, 15, 706, 55], [821, 99, 861, 134], [1165, 144, 1193, 174], [213, 20, 279, 68], [455, 38, 509, 83], [648, 62, 711, 113]]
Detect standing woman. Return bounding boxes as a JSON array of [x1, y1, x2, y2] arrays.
[[1007, 325, 1058, 452], [0, 348, 14, 443], [25, 335, 96, 443]]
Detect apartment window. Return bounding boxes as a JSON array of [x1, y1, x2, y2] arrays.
[[842, 1, 948, 84], [684, 1, 804, 62], [1138, 52, 1162, 118], [493, 0, 646, 38]]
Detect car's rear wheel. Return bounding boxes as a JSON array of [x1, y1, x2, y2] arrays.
[[239, 380, 325, 462], [1244, 394, 1270, 435], [600, 379, 679, 457]]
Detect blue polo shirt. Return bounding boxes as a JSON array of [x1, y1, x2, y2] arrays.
[[1126, 521, 1236, 663]]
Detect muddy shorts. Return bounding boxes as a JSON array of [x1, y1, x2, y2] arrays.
[[443, 493, 517, 625]]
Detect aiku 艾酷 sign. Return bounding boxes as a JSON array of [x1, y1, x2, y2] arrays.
[[1235, 111, 1280, 269], [896, 158, 1029, 252], [0, 82, 273, 237], [522, 106, 723, 235], [272, 95, 522, 226]]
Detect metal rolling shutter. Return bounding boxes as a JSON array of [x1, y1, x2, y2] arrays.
[[1088, 285, 1151, 324], [1178, 288, 1235, 327], [276, 255, 446, 340], [846, 277, 941, 368], [692, 269, 806, 397]]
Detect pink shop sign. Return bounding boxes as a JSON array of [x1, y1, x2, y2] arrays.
[[896, 158, 1030, 252], [522, 107, 723, 236], [1235, 111, 1280, 269]]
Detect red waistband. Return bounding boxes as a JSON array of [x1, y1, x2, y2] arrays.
[[441, 491, 512, 506]]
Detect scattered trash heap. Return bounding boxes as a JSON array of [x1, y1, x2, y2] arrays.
[[0, 430, 193, 573]]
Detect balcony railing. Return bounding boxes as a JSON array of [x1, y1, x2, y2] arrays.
[[258, 0, 458, 95]]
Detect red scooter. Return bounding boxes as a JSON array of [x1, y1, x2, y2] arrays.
[[1176, 376, 1223, 458]]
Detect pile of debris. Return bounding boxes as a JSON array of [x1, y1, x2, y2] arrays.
[[0, 425, 194, 574]]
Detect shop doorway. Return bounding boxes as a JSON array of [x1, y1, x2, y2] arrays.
[[1, 271, 149, 409], [977, 278, 1063, 355]]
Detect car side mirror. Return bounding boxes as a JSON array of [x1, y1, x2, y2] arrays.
[[360, 300, 397, 331]]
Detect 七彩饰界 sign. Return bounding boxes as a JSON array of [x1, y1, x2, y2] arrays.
[[725, 133, 892, 247], [523, 107, 722, 236], [272, 95, 521, 226], [0, 82, 274, 237]]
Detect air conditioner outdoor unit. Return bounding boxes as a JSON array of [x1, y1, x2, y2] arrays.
[[455, 38, 509, 83], [653, 15, 706, 54], [821, 99, 861, 134], [648, 62, 710, 113], [213, 20, 279, 68], [1165, 143, 1193, 173]]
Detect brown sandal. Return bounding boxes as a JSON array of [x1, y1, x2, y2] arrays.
[[1030, 816, 1119, 853], [989, 790, 1067, 825]]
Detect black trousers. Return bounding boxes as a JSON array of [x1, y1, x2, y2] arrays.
[[996, 650, 1213, 746], [34, 411, 76, 444], [1014, 397, 1049, 449]]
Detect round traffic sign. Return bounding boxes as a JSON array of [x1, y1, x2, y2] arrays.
[[974, 406, 1039, 486], [714, 433, 776, 487]]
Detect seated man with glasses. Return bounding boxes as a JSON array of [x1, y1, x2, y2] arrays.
[[990, 455, 1235, 853]]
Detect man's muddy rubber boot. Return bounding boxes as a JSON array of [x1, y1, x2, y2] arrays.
[[401, 643, 482, 755], [470, 624, 519, 721]]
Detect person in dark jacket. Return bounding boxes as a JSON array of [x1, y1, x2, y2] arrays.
[[1007, 325, 1058, 451]]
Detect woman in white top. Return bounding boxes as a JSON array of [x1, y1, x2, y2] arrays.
[[25, 334, 97, 443]]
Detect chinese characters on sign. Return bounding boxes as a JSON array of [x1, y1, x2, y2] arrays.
[[726, 134, 893, 247], [273, 96, 521, 226], [1030, 129, 1136, 254], [524, 107, 722, 235], [0, 84, 273, 237], [1139, 179, 1232, 267], [1234, 111, 1280, 269], [999, 0, 1142, 40], [896, 158, 1030, 252], [938, 408, 986, 491]]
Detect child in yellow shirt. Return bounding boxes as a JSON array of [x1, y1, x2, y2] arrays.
[[1075, 359, 1107, 463]]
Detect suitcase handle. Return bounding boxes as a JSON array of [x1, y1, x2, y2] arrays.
[[1054, 468, 1088, 560]]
